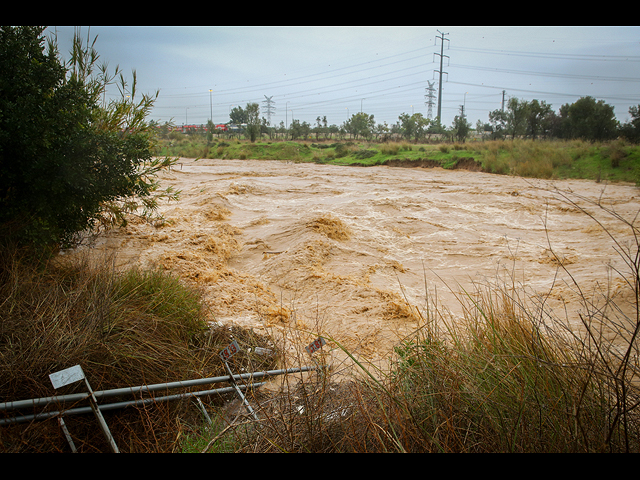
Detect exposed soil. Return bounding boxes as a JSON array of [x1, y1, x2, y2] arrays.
[[382, 157, 482, 170]]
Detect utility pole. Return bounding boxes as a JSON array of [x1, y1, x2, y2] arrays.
[[209, 89, 213, 123], [501, 90, 506, 112], [460, 92, 468, 119], [434, 30, 450, 123]]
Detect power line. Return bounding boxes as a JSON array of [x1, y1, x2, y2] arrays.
[[450, 63, 640, 83], [449, 45, 640, 62], [447, 80, 640, 102], [156, 50, 434, 100], [151, 67, 431, 116]]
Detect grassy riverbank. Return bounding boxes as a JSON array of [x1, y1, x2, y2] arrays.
[[156, 137, 640, 184]]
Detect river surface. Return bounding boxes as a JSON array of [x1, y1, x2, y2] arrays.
[[79, 158, 640, 377]]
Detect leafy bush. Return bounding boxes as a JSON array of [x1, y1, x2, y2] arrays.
[[0, 27, 176, 255], [334, 143, 349, 158], [352, 149, 377, 160], [606, 141, 627, 168]]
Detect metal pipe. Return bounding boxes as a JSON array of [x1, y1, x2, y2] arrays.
[[0, 366, 314, 412], [0, 382, 265, 426]]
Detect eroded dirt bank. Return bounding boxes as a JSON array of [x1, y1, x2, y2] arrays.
[[75, 158, 639, 377]]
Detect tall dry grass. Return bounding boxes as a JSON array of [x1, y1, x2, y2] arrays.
[[0, 249, 277, 452], [478, 139, 567, 178]]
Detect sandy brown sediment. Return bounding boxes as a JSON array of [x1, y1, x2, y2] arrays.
[[74, 158, 640, 378]]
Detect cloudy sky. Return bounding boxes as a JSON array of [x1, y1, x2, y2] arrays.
[[46, 26, 640, 129]]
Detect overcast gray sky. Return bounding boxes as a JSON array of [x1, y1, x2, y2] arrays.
[[47, 26, 640, 129]]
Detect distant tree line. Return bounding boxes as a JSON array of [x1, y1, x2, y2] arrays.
[[481, 96, 636, 143], [179, 97, 640, 145]]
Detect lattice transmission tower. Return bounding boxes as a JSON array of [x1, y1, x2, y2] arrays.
[[425, 81, 436, 119], [262, 95, 275, 125]]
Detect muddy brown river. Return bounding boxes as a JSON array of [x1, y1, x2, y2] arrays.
[[78, 158, 640, 378]]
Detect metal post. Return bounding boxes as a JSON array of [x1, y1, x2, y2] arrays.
[[58, 416, 77, 453], [83, 375, 119, 453], [195, 397, 213, 426], [218, 339, 259, 421], [222, 360, 259, 421], [48, 365, 119, 453]]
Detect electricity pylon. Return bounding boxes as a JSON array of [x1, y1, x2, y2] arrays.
[[434, 30, 450, 123], [425, 81, 436, 119], [262, 95, 275, 125]]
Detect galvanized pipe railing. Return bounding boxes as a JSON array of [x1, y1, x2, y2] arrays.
[[0, 366, 314, 412], [0, 383, 264, 425], [0, 366, 315, 425]]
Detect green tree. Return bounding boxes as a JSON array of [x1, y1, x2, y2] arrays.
[[0, 26, 176, 254], [452, 114, 471, 142], [525, 99, 553, 140], [476, 119, 492, 140], [261, 118, 275, 140], [314, 116, 324, 140], [288, 119, 311, 140], [245, 102, 260, 142], [312, 116, 330, 141], [300, 120, 311, 140], [506, 97, 529, 139], [426, 117, 446, 140], [398, 113, 429, 142], [229, 105, 248, 125], [413, 113, 430, 142], [345, 112, 375, 140], [558, 96, 619, 141], [206, 119, 215, 143], [374, 122, 390, 141], [328, 124, 339, 140], [398, 113, 416, 141], [488, 109, 508, 140], [620, 105, 640, 143], [289, 119, 303, 140]]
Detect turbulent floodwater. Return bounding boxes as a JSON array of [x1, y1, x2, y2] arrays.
[[80, 158, 639, 376]]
